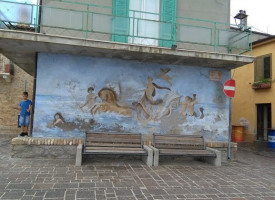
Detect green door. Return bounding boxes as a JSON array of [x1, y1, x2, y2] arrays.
[[112, 0, 129, 43], [159, 0, 177, 47]]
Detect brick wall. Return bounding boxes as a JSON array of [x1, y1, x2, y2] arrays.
[[0, 54, 34, 134]]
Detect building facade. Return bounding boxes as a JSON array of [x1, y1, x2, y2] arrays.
[[0, 0, 253, 151], [231, 36, 275, 142], [0, 54, 34, 134]]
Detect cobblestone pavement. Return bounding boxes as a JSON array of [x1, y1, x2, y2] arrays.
[[0, 136, 275, 200]]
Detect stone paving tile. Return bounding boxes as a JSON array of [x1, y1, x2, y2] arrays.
[[1, 191, 25, 199], [21, 196, 34, 200], [76, 190, 95, 199], [1, 137, 275, 200]]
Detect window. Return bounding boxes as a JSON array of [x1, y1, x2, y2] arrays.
[[112, 0, 177, 47], [129, 0, 160, 46], [254, 54, 272, 82]]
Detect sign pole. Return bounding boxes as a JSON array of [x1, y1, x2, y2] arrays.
[[223, 79, 235, 160], [228, 97, 232, 160]]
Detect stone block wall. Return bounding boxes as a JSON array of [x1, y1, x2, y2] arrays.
[[11, 137, 237, 163], [0, 54, 34, 135], [11, 137, 84, 158]]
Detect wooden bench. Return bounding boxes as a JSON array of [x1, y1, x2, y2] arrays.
[[149, 134, 221, 166], [76, 132, 153, 167]]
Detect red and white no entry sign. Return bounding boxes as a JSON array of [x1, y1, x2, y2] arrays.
[[223, 79, 235, 98]]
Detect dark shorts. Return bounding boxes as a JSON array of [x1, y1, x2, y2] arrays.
[[19, 115, 30, 127]]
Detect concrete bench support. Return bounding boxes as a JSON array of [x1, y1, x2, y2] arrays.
[[142, 145, 153, 167], [205, 147, 221, 167], [76, 144, 83, 166], [148, 145, 159, 166]]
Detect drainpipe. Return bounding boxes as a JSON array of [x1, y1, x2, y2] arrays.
[[30, 53, 38, 137], [37, 0, 42, 33]]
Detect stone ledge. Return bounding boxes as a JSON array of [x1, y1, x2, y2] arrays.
[[11, 137, 84, 146]]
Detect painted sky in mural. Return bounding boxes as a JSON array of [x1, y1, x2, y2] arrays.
[[33, 53, 230, 142]]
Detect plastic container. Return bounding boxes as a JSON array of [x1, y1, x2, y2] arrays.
[[268, 130, 275, 148], [232, 126, 244, 142]]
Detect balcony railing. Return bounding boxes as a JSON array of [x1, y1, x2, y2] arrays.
[[0, 0, 251, 55]]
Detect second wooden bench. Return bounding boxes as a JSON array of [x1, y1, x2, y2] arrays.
[[149, 134, 221, 166]]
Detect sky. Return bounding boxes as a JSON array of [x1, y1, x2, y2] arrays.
[[231, 0, 275, 35]]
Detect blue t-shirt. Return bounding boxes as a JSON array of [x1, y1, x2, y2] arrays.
[[20, 100, 32, 116]]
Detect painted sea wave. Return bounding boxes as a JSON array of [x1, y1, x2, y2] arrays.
[[33, 95, 229, 142]]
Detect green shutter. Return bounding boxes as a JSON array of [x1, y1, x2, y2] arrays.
[[112, 0, 129, 43], [254, 57, 264, 82], [160, 0, 177, 47]]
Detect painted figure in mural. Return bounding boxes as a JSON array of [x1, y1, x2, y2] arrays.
[[158, 68, 172, 86], [80, 87, 98, 114], [53, 112, 65, 126], [92, 88, 132, 116], [181, 94, 197, 116], [136, 76, 171, 121], [13, 91, 32, 137], [47, 111, 95, 131]]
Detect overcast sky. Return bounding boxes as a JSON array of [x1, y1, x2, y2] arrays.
[[231, 0, 275, 35]]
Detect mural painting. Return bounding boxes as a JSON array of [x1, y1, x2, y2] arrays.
[[33, 53, 230, 142]]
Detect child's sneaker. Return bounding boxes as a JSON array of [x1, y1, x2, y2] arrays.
[[18, 132, 25, 137], [18, 132, 28, 137]]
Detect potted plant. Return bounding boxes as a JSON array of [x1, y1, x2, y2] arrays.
[[252, 78, 272, 89]]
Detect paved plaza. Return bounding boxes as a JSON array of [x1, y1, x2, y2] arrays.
[[0, 135, 275, 200]]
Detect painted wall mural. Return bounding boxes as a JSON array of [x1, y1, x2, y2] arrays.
[[33, 53, 230, 142]]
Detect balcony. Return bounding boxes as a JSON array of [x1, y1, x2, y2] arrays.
[[0, 0, 251, 55]]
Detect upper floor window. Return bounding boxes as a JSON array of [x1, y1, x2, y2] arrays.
[[254, 54, 272, 82]]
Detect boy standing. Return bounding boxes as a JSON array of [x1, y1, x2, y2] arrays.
[[14, 92, 32, 137]]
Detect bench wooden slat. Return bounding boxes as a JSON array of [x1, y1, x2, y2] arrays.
[[159, 149, 216, 157], [155, 140, 204, 145], [85, 147, 145, 151], [155, 137, 203, 142], [85, 142, 141, 148], [84, 147, 146, 155], [155, 134, 202, 138], [86, 132, 141, 138], [155, 137, 203, 143], [155, 144, 204, 150], [86, 137, 141, 143]]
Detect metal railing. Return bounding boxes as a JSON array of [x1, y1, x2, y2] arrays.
[[0, 0, 251, 54]]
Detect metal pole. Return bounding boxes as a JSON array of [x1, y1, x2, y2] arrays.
[[24, 80, 27, 92], [227, 94, 232, 160]]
